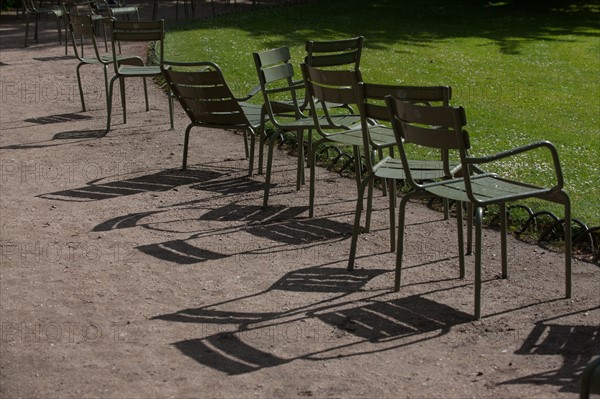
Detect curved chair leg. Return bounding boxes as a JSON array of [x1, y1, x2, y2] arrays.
[[296, 129, 305, 189], [106, 75, 119, 131], [474, 206, 483, 320], [347, 173, 374, 271], [364, 176, 373, 233], [466, 202, 473, 255], [394, 191, 418, 291], [119, 77, 126, 124], [247, 127, 256, 177], [456, 202, 465, 279], [168, 91, 174, 130], [34, 14, 39, 42], [262, 133, 278, 208], [257, 109, 267, 175], [377, 148, 386, 196], [142, 77, 149, 112], [181, 124, 194, 170], [76, 62, 86, 112], [55, 14, 62, 44], [562, 192, 572, 298], [24, 14, 31, 47], [388, 178, 396, 252], [500, 202, 508, 278]]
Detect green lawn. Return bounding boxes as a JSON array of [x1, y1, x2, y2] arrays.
[[163, 0, 600, 227]]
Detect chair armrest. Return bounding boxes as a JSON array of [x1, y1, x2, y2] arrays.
[[468, 140, 565, 189]]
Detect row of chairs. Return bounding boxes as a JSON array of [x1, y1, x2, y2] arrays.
[[163, 42, 572, 320], [64, 15, 572, 319], [21, 0, 138, 50], [65, 14, 172, 131]]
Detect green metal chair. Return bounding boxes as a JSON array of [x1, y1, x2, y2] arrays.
[[346, 84, 455, 270], [61, 0, 109, 55], [252, 47, 360, 208], [161, 61, 262, 176], [21, 0, 64, 48], [106, 19, 173, 132], [66, 13, 142, 113], [385, 97, 572, 319]]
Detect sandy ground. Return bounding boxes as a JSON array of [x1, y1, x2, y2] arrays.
[[0, 2, 599, 398]]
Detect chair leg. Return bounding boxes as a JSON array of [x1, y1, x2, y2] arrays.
[[142, 77, 149, 112], [378, 148, 387, 196], [168, 92, 174, 130], [24, 13, 30, 47], [119, 77, 126, 124], [102, 66, 109, 113], [394, 192, 415, 291], [262, 133, 278, 208], [76, 63, 86, 111], [474, 206, 483, 320], [257, 110, 268, 175], [466, 202, 473, 255], [308, 137, 327, 218], [364, 177, 373, 233], [347, 174, 373, 271], [563, 194, 572, 298], [389, 179, 396, 252], [181, 124, 193, 170], [106, 75, 118, 131], [247, 129, 256, 177], [55, 14, 62, 44], [457, 202, 465, 279], [500, 202, 508, 279], [296, 129, 305, 189], [34, 15, 39, 42]]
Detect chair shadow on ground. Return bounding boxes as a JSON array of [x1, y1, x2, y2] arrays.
[[24, 113, 93, 125], [154, 264, 471, 375], [38, 169, 223, 201], [500, 307, 600, 393], [0, 114, 105, 150], [136, 208, 352, 264]]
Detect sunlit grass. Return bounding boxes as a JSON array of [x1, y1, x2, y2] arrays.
[[163, 0, 600, 226]]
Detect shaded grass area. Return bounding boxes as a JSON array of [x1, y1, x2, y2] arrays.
[[163, 0, 600, 226]]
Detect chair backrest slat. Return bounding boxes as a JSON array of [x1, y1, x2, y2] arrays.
[[112, 21, 163, 42], [256, 46, 291, 67], [401, 124, 460, 150], [261, 62, 295, 85], [360, 83, 451, 123], [305, 36, 363, 72], [174, 85, 232, 101]]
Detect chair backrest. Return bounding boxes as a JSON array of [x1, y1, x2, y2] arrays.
[[358, 83, 452, 167], [305, 36, 363, 79], [252, 46, 305, 123], [161, 61, 252, 129], [110, 19, 164, 70], [385, 96, 469, 188], [65, 13, 104, 61], [300, 62, 360, 130]]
